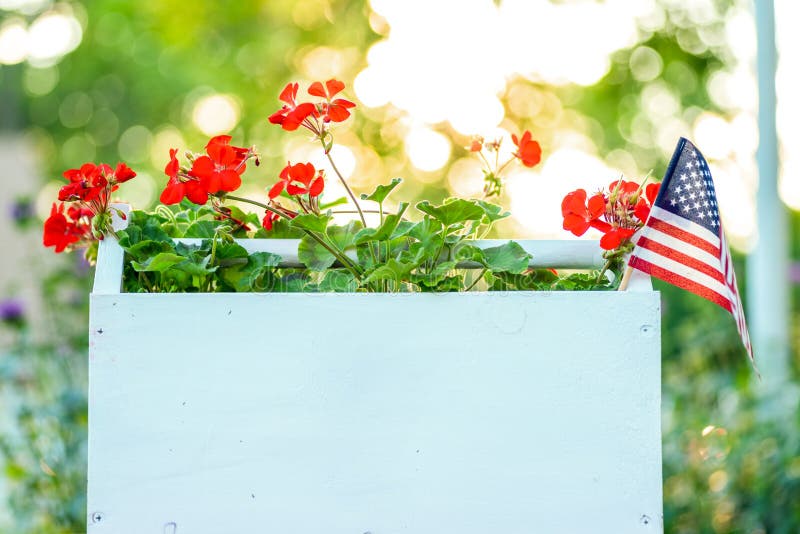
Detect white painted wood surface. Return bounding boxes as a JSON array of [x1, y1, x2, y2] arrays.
[[88, 228, 662, 532]]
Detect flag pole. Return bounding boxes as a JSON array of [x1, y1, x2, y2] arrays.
[[751, 0, 790, 409], [617, 265, 633, 291]]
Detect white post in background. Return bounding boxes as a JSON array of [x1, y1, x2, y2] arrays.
[[750, 0, 791, 409]]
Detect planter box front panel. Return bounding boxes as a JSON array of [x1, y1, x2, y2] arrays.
[[88, 291, 661, 533]]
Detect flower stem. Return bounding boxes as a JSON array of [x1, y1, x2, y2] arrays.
[[224, 194, 363, 279], [465, 268, 488, 292], [597, 258, 614, 284], [322, 139, 367, 226]]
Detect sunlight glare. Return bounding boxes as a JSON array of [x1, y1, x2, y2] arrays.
[[192, 94, 240, 136], [0, 20, 28, 64], [405, 127, 451, 173], [27, 11, 82, 63]]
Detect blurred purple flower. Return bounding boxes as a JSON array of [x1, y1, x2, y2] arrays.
[[9, 198, 34, 225], [77, 253, 93, 271], [0, 298, 25, 325], [791, 262, 800, 284]]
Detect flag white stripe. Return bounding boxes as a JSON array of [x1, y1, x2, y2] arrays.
[[649, 206, 720, 246], [719, 231, 752, 355], [636, 226, 721, 270], [630, 247, 728, 297]]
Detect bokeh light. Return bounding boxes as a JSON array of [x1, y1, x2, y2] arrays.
[[0, 19, 28, 64], [191, 94, 241, 136], [404, 127, 451, 173], [27, 11, 82, 64]]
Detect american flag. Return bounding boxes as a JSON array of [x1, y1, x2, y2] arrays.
[[628, 138, 754, 367]]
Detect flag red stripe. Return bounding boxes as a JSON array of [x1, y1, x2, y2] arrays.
[[647, 217, 720, 257], [635, 236, 725, 285], [629, 256, 732, 312]]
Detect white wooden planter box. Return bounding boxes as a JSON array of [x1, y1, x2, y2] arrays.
[[88, 234, 662, 533]]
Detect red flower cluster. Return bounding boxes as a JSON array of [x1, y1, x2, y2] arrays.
[[59, 162, 135, 203], [561, 179, 660, 250], [160, 135, 253, 205], [268, 162, 325, 200], [43, 203, 94, 253], [511, 131, 542, 168], [268, 79, 355, 135], [44, 162, 137, 253], [469, 131, 542, 198], [260, 162, 325, 232], [261, 206, 296, 231]]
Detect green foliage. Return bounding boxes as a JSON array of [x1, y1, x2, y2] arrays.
[[116, 195, 628, 293], [415, 198, 485, 227], [0, 262, 91, 532], [361, 177, 403, 204]]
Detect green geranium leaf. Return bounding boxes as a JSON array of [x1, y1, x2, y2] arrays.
[[415, 198, 484, 227], [253, 217, 304, 238], [174, 255, 218, 277], [455, 244, 486, 265], [298, 234, 336, 271], [120, 210, 172, 246], [131, 252, 187, 273], [184, 220, 219, 238], [124, 239, 174, 262], [411, 260, 457, 288], [214, 242, 249, 260], [328, 220, 362, 250], [552, 272, 613, 291], [317, 270, 358, 292], [408, 217, 444, 260], [456, 241, 531, 274], [277, 272, 311, 292], [320, 196, 349, 210], [475, 200, 510, 223], [116, 227, 141, 248], [398, 241, 428, 266], [354, 202, 409, 244], [178, 199, 215, 219], [298, 221, 360, 272], [482, 241, 532, 273], [289, 213, 332, 234], [432, 275, 464, 292], [219, 251, 282, 292], [364, 258, 415, 284], [360, 177, 402, 204], [393, 220, 415, 239], [139, 213, 172, 242]]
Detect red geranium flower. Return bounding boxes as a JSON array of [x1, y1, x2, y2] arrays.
[[511, 130, 542, 168], [268, 162, 325, 199], [561, 189, 609, 236], [308, 79, 356, 123], [58, 162, 136, 202], [262, 210, 279, 231], [633, 182, 660, 223], [189, 135, 248, 195], [114, 162, 136, 183], [160, 148, 208, 205], [59, 163, 109, 202], [599, 227, 637, 250], [469, 137, 483, 152], [261, 206, 296, 231], [269, 82, 318, 131], [608, 179, 639, 196], [43, 203, 82, 253]]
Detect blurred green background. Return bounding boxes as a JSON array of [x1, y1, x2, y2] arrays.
[[0, 0, 798, 532]]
